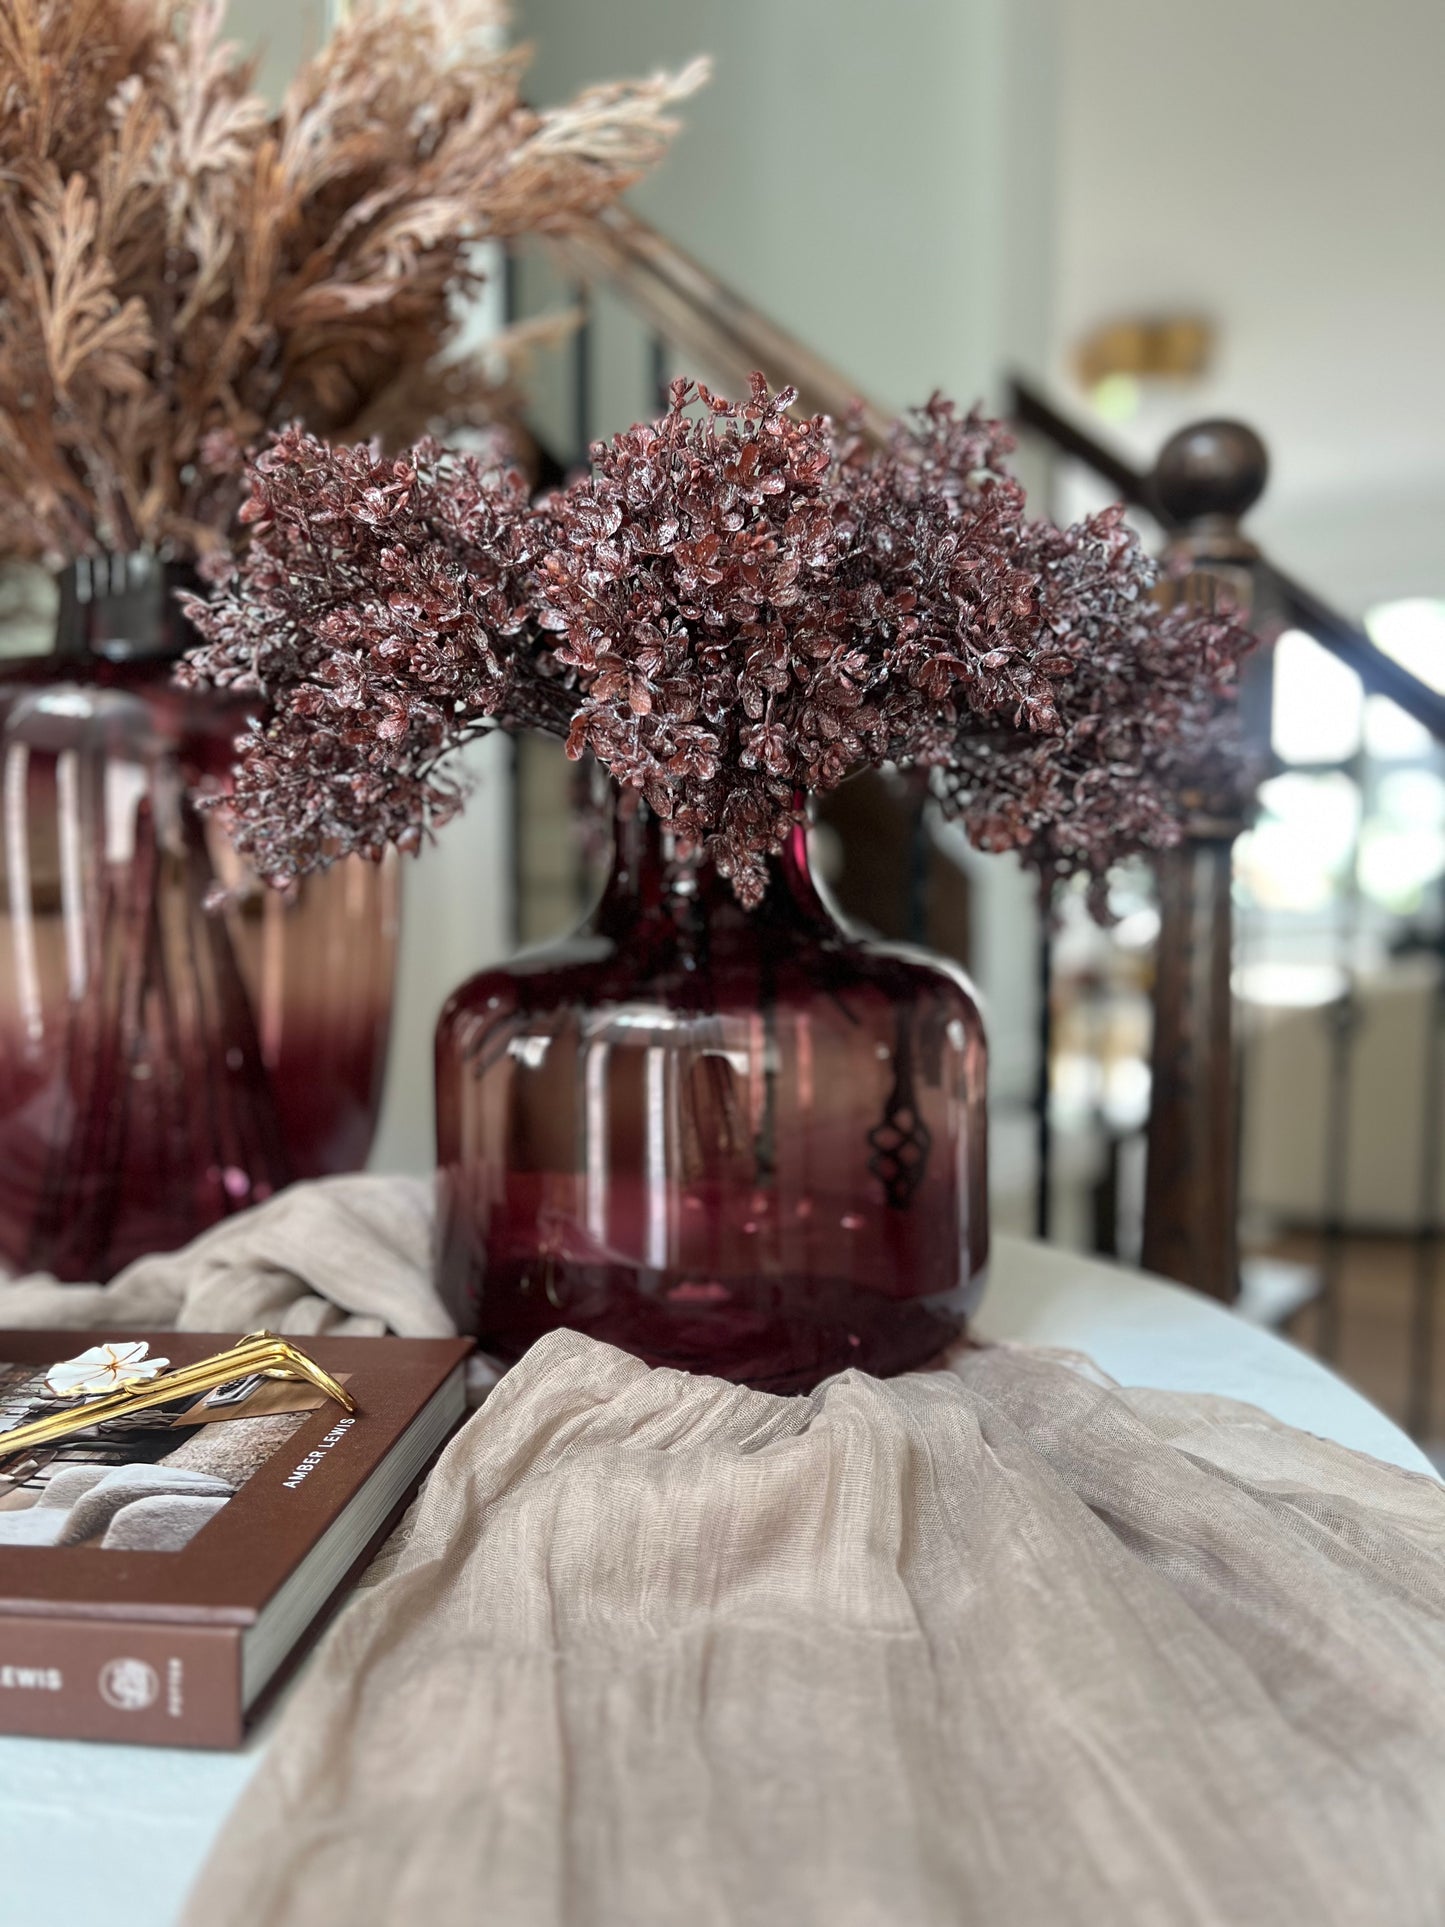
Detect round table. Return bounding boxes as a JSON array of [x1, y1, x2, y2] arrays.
[[1, 1235, 1433, 1927], [977, 1236, 1434, 1477]]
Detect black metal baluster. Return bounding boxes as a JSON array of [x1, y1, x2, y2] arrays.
[[1034, 904, 1054, 1240], [649, 332, 670, 414], [572, 283, 593, 466], [1408, 910, 1445, 1440], [1030, 440, 1061, 1249], [1317, 850, 1362, 1364], [905, 779, 930, 949]]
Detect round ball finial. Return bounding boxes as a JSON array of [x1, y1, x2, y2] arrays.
[[1151, 420, 1268, 527]]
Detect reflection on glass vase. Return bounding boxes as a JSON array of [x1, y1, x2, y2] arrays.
[[436, 793, 988, 1390], [0, 556, 400, 1281]]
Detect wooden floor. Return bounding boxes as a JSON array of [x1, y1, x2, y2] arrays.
[[1265, 1233, 1445, 1457]]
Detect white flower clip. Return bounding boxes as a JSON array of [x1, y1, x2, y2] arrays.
[[45, 1342, 171, 1400]]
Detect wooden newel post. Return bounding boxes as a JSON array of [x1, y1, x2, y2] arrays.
[[1140, 421, 1269, 1300]]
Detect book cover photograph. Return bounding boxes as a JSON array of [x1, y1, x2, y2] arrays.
[[0, 1329, 470, 1747], [0, 1340, 347, 1555]]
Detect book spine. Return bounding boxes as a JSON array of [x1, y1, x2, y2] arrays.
[[0, 1615, 243, 1747]]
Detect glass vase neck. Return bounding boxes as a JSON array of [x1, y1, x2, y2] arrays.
[[594, 793, 834, 936], [55, 554, 201, 663]]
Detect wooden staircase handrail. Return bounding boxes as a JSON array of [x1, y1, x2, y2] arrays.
[[551, 206, 893, 445], [1008, 377, 1445, 741]]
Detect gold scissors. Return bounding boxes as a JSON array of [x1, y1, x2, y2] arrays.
[[0, 1331, 354, 1463]]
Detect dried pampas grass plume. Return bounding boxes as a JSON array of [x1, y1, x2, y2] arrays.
[[0, 0, 707, 563]]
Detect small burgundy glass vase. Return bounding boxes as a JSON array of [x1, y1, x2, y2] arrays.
[[436, 794, 988, 1390], [0, 555, 400, 1281]]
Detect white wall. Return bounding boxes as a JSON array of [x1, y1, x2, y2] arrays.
[[1049, 0, 1445, 611], [367, 735, 515, 1174], [237, 0, 329, 104], [517, 0, 1061, 417]]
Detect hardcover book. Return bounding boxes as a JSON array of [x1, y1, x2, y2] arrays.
[[0, 1329, 471, 1747]]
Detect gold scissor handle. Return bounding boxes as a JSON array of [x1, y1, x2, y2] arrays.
[[0, 1331, 354, 1464]]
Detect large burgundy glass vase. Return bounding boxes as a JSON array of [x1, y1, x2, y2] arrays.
[[436, 797, 988, 1390], [0, 556, 400, 1281]]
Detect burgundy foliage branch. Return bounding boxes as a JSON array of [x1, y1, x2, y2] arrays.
[[538, 376, 854, 905], [543, 381, 1254, 902], [177, 428, 571, 881], [870, 400, 1252, 900], [181, 377, 1255, 904]]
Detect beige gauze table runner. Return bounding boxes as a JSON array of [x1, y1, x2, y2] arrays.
[[6, 1177, 1445, 1926]]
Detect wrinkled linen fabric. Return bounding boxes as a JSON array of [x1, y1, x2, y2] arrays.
[[0, 1175, 444, 1336], [8, 1179, 1445, 1924], [194, 1345, 1445, 1925]]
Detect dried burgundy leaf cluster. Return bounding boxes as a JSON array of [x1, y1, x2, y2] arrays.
[[0, 0, 704, 562], [177, 429, 571, 879], [184, 376, 1254, 903], [874, 402, 1252, 901]]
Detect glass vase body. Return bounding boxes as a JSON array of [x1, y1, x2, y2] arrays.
[[436, 802, 988, 1390], [0, 558, 400, 1281]]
